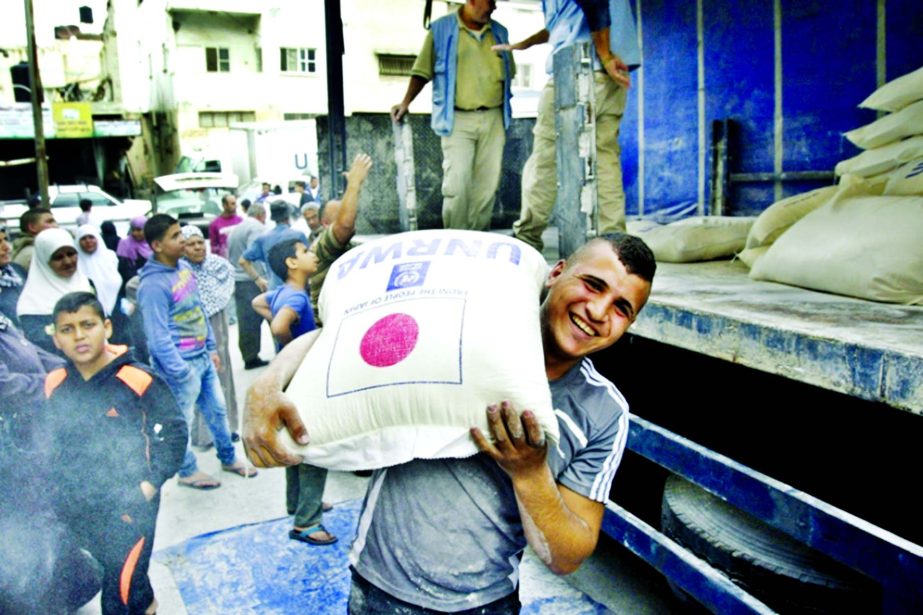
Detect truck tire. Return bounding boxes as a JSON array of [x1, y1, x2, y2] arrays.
[[661, 475, 879, 613]]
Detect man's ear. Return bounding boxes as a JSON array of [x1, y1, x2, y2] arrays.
[[150, 238, 162, 254], [104, 318, 113, 340], [545, 259, 567, 288], [285, 255, 298, 271]]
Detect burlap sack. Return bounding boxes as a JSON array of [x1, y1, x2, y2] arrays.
[[844, 99, 923, 150], [635, 216, 755, 263], [750, 195, 923, 304], [835, 135, 923, 177], [883, 158, 923, 196], [859, 65, 923, 112]]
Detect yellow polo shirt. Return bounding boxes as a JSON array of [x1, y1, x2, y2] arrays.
[[410, 10, 514, 111]]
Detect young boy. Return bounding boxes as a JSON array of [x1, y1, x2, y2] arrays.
[[45, 291, 187, 615], [251, 238, 336, 546], [252, 237, 319, 349], [137, 214, 255, 489]]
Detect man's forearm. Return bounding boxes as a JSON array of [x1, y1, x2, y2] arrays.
[[512, 468, 601, 575], [401, 75, 428, 108], [511, 28, 549, 50]]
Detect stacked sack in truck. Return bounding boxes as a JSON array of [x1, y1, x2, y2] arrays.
[[743, 65, 923, 304]]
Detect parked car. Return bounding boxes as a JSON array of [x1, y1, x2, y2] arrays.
[[153, 172, 240, 238], [0, 185, 151, 237]]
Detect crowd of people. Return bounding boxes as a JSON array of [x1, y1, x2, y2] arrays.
[[0, 1, 652, 613]]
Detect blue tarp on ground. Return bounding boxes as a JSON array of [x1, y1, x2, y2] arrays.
[[154, 498, 609, 614]]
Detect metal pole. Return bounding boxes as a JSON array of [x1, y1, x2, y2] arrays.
[[324, 0, 346, 197], [24, 0, 50, 206]]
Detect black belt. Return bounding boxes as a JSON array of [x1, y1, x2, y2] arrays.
[[455, 106, 494, 111]]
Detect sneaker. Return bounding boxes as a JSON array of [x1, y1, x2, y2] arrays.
[[244, 358, 269, 370]]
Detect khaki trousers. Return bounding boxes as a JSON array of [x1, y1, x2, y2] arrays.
[[440, 107, 505, 230], [514, 74, 628, 252]]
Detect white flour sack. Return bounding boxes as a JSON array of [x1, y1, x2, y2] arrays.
[[280, 229, 557, 470]]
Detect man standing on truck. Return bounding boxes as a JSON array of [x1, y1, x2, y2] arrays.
[[244, 232, 656, 613], [504, 0, 641, 252], [391, 0, 515, 231]]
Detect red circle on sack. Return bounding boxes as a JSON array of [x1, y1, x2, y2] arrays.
[[359, 313, 420, 367]]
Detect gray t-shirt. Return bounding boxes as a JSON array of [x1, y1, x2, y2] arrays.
[[348, 357, 629, 612], [227, 218, 266, 282]]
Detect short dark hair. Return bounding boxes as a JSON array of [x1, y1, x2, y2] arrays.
[[79, 199, 92, 212], [144, 213, 178, 245], [240, 198, 252, 212], [294, 181, 306, 189], [269, 200, 291, 223], [53, 291, 105, 324], [575, 233, 657, 283], [20, 207, 52, 234], [221, 193, 235, 206], [267, 238, 303, 282]]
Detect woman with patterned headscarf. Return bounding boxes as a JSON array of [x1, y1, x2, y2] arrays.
[[17, 228, 94, 354], [180, 225, 240, 442]]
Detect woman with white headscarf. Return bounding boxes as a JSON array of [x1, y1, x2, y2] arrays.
[[17, 228, 94, 354], [76, 224, 132, 345], [180, 225, 240, 442]]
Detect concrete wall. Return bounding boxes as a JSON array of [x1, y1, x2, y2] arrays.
[[317, 113, 535, 234]]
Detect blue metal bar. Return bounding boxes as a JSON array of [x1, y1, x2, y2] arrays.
[[602, 502, 776, 614], [626, 414, 923, 608]]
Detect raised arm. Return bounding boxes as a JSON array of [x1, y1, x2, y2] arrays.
[[331, 153, 373, 246]]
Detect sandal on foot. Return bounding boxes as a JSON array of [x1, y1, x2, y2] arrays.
[[221, 462, 258, 478], [178, 473, 221, 490], [289, 524, 338, 546]]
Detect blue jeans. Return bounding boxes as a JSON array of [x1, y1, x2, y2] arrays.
[[162, 353, 237, 477]]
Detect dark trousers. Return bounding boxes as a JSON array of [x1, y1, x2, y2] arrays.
[[67, 496, 159, 615], [286, 463, 328, 528], [234, 279, 263, 363], [348, 569, 521, 615]]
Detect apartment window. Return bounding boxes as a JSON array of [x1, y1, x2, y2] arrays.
[[281, 48, 316, 73], [205, 47, 230, 72], [512, 64, 532, 89], [198, 110, 256, 128], [377, 54, 417, 77], [283, 113, 314, 120]]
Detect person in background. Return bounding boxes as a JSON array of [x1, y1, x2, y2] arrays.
[[251, 238, 335, 546], [17, 228, 94, 355], [12, 208, 57, 273], [507, 0, 641, 251], [239, 201, 308, 290], [181, 225, 240, 444], [0, 227, 26, 326], [391, 0, 515, 231], [208, 194, 243, 259], [75, 199, 95, 227], [137, 214, 255, 489], [293, 180, 314, 206], [309, 176, 323, 205], [227, 202, 269, 370], [45, 292, 186, 615], [75, 225, 123, 339], [240, 198, 252, 215], [292, 202, 322, 246], [117, 216, 152, 284], [255, 183, 273, 205], [100, 221, 121, 252]]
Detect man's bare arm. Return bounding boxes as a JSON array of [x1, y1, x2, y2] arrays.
[[332, 153, 373, 246], [243, 329, 321, 467], [239, 257, 268, 291], [492, 28, 549, 52], [472, 402, 603, 575], [391, 75, 428, 122]]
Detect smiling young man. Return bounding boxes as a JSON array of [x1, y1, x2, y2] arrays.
[[243, 233, 655, 613]]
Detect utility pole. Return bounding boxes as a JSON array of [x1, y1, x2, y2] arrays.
[[24, 0, 50, 206]]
